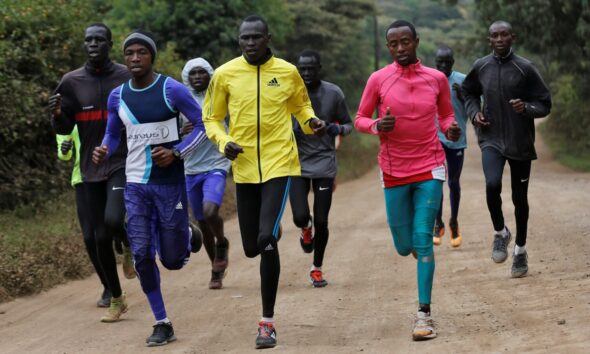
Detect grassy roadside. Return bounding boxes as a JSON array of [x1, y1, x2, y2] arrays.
[[539, 123, 590, 172], [0, 192, 93, 303], [0, 131, 378, 303]]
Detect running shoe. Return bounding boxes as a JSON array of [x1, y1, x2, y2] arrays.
[[511, 250, 528, 278], [491, 227, 511, 263], [122, 246, 136, 279], [100, 292, 128, 323], [309, 269, 328, 288], [300, 216, 314, 253], [212, 241, 229, 273], [146, 322, 177, 347], [433, 221, 445, 246], [449, 221, 462, 248], [190, 223, 203, 253], [209, 270, 225, 290], [97, 288, 111, 308], [255, 321, 277, 349], [412, 310, 436, 341]]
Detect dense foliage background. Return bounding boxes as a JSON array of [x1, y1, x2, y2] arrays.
[[1, 0, 589, 211]]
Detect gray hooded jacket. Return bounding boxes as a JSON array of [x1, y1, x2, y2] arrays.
[[181, 58, 230, 174]]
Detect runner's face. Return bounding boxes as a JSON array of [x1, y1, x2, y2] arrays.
[[84, 26, 111, 65], [488, 23, 514, 57], [238, 21, 270, 63], [386, 26, 419, 67], [435, 52, 454, 77], [188, 67, 210, 92], [124, 43, 153, 78], [297, 56, 321, 87]]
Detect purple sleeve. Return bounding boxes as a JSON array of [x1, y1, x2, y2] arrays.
[[165, 79, 206, 158], [101, 86, 123, 157]]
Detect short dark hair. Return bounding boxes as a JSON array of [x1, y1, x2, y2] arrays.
[[436, 45, 454, 57], [241, 15, 269, 34], [386, 20, 417, 39], [298, 49, 321, 65], [489, 20, 513, 35], [86, 23, 112, 41]]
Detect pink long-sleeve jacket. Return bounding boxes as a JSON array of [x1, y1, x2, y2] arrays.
[[355, 60, 455, 178]]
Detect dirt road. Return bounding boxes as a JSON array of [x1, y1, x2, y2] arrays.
[[1, 126, 589, 354]]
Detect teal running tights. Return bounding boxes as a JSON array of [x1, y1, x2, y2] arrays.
[[384, 179, 442, 305]]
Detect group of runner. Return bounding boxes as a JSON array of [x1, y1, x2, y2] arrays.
[[51, 15, 550, 349]]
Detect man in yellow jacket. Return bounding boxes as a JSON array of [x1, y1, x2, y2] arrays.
[[204, 14, 326, 350]]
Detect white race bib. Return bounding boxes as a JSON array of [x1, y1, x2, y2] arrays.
[[126, 118, 179, 145]]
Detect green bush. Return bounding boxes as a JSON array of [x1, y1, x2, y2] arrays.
[[541, 74, 590, 171], [0, 1, 96, 210]]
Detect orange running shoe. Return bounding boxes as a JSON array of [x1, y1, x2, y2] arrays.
[[309, 269, 328, 288], [300, 216, 314, 253], [255, 321, 277, 349], [449, 221, 462, 248], [433, 221, 445, 246]]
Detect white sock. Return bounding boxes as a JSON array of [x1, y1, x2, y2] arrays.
[[261, 317, 274, 323], [514, 244, 527, 255], [311, 265, 321, 271], [155, 317, 171, 325], [496, 226, 509, 238]]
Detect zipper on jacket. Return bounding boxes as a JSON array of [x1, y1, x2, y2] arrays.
[[497, 61, 506, 151], [256, 66, 263, 183]]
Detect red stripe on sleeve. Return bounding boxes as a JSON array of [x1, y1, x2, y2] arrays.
[[75, 110, 107, 122]]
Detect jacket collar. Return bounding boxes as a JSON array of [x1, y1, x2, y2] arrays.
[[391, 59, 422, 73], [242, 48, 273, 66], [492, 48, 514, 63], [84, 58, 115, 76]]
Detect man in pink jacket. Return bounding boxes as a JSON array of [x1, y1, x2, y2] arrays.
[[355, 20, 460, 341]]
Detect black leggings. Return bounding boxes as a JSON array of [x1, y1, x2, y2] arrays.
[[75, 184, 108, 290], [84, 169, 127, 298], [437, 146, 464, 225], [289, 177, 334, 268], [482, 147, 531, 247], [235, 177, 290, 318]]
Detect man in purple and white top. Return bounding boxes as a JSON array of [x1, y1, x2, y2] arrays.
[[93, 30, 205, 347]]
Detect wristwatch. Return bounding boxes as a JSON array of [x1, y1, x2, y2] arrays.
[[172, 148, 181, 159]]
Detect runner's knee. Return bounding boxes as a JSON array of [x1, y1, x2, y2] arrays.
[[485, 177, 502, 193], [257, 234, 278, 254], [134, 256, 158, 293], [313, 218, 328, 233], [292, 212, 309, 228], [244, 246, 259, 258], [202, 210, 221, 225], [160, 256, 185, 270], [448, 178, 460, 192]]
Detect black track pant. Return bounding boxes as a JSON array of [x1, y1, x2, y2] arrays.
[[482, 147, 531, 247], [289, 177, 334, 268], [84, 168, 127, 298], [235, 177, 290, 318], [75, 184, 108, 290]]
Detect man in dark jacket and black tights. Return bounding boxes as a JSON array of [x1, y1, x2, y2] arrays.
[[49, 23, 134, 321], [462, 20, 551, 278]]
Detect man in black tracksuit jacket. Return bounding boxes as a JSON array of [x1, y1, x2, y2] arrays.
[[462, 20, 551, 279], [50, 23, 133, 321]]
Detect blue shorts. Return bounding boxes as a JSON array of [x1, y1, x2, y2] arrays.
[[124, 182, 190, 267], [186, 170, 227, 220]]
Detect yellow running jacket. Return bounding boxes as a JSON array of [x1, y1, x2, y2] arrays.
[[203, 55, 316, 184]]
